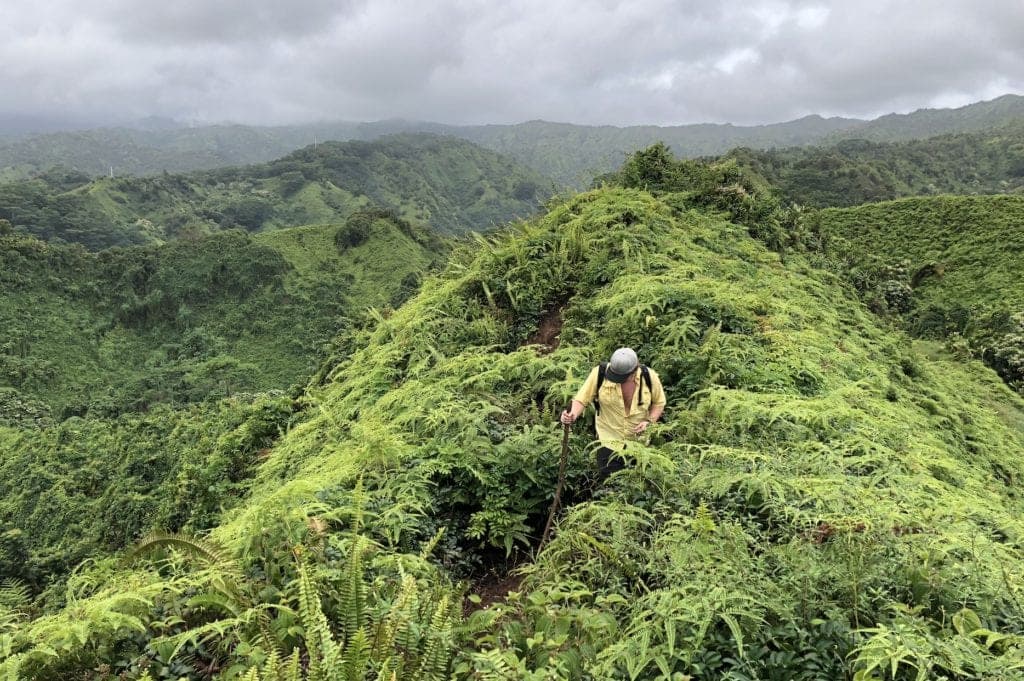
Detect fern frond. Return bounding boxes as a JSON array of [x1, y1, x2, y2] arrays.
[[128, 531, 230, 566], [416, 593, 455, 680], [0, 581, 30, 613], [340, 535, 369, 641]]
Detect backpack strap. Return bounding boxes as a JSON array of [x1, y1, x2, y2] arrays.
[[594, 363, 607, 414], [638, 365, 651, 408]]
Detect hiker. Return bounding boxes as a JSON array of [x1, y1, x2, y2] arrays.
[[560, 347, 666, 483]]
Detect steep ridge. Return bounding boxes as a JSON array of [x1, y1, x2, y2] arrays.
[[0, 133, 551, 249], [5, 157, 1024, 678]]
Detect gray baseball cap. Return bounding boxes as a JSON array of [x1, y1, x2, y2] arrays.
[[605, 347, 639, 383]]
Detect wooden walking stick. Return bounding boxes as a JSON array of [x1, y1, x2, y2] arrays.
[[540, 408, 571, 551]]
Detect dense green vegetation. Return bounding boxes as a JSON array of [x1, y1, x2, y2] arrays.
[[816, 194, 1024, 393], [0, 134, 551, 249], [0, 394, 296, 595], [4, 146, 1024, 680], [730, 123, 1024, 207], [0, 211, 445, 418]]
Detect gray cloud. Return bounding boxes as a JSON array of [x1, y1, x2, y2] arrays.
[[0, 0, 1021, 127]]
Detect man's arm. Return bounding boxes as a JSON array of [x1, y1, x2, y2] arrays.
[[561, 367, 599, 424], [561, 399, 586, 424]]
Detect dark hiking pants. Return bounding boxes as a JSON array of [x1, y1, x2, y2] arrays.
[[595, 446, 630, 486]]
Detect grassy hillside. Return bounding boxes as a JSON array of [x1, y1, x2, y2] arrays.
[[5, 154, 1024, 679], [0, 134, 552, 249], [817, 194, 1024, 392], [0, 212, 445, 418], [732, 123, 1024, 207]]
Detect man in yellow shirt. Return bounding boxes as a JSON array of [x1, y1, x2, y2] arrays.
[[560, 347, 666, 483]]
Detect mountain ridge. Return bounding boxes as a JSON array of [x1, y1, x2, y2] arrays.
[[2, 94, 1022, 187], [728, 120, 1024, 207], [0, 133, 552, 249]]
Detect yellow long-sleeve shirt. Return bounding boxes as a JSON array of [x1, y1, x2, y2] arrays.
[[572, 365, 666, 450]]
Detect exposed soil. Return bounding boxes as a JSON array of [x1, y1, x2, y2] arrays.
[[526, 304, 565, 353], [467, 570, 525, 613], [808, 521, 930, 544], [808, 521, 866, 544]]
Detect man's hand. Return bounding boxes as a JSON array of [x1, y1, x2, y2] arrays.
[[561, 400, 584, 425], [632, 420, 651, 434]]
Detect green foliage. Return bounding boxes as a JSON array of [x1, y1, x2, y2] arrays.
[[5, 167, 1024, 679], [0, 388, 51, 428], [0, 393, 295, 591], [604, 144, 812, 253], [987, 313, 1024, 392], [731, 121, 1024, 208], [0, 218, 444, 416], [0, 489, 462, 679], [0, 133, 550, 248], [0, 177, 149, 249], [817, 194, 1024, 390]]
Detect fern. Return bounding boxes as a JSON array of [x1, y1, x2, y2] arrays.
[[339, 535, 368, 643], [129, 531, 232, 568]]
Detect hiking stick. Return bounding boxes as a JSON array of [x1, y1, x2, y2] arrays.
[[540, 408, 571, 551]]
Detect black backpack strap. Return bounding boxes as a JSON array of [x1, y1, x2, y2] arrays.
[[594, 363, 607, 414], [639, 365, 651, 407]]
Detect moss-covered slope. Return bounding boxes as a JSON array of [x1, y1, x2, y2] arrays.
[[6, 185, 1024, 679]]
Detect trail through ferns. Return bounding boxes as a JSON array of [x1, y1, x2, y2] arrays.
[[5, 156, 1024, 679]]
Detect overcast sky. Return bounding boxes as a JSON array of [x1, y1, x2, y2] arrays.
[[2, 0, 1022, 129]]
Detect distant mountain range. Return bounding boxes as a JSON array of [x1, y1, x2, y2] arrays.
[[2, 94, 1022, 187]]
